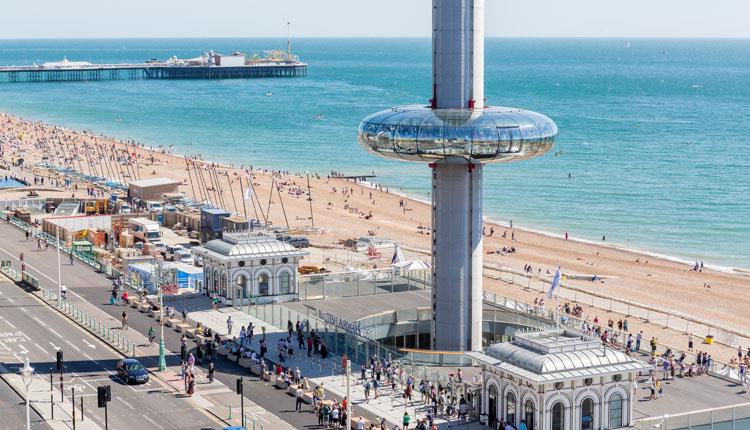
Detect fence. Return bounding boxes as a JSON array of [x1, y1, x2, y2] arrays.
[[634, 402, 750, 430], [297, 268, 429, 301], [485, 265, 750, 351], [0, 241, 136, 357]]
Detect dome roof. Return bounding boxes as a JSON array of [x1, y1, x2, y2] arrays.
[[358, 105, 557, 164], [204, 238, 298, 257], [484, 341, 633, 375]]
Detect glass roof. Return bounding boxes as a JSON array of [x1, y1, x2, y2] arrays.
[[358, 105, 557, 164]]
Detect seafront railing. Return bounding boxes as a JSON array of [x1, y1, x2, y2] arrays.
[[0, 246, 136, 357], [483, 264, 750, 352], [634, 402, 750, 430]]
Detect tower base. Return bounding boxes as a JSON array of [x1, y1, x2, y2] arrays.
[[431, 159, 483, 352]]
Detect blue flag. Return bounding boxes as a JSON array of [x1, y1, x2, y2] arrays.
[[547, 265, 561, 299]]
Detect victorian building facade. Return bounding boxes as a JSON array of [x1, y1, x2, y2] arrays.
[[192, 231, 307, 305], [469, 329, 649, 430]]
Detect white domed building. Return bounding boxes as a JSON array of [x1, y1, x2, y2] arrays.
[[192, 231, 307, 305], [468, 329, 649, 430]]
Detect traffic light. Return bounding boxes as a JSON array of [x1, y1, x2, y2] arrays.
[[236, 377, 243, 395], [56, 350, 63, 372], [97, 385, 111, 408]]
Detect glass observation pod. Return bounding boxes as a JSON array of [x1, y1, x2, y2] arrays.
[[358, 105, 558, 163]]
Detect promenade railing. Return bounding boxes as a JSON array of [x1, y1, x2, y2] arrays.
[[484, 264, 750, 351], [0, 231, 136, 357], [634, 402, 750, 430]]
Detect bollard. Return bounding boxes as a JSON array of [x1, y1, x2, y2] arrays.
[[50, 394, 54, 419], [253, 418, 256, 430], [80, 396, 84, 422], [228, 405, 232, 420]]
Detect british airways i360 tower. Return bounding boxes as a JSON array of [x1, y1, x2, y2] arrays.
[[358, 0, 558, 351]]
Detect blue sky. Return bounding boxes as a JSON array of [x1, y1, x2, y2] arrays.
[[2, 0, 749, 39]]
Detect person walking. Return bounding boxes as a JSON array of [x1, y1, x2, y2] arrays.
[[295, 384, 304, 412], [207, 361, 215, 383], [121, 311, 128, 330], [403, 412, 411, 430], [226, 316, 234, 335], [636, 331, 643, 351], [187, 372, 195, 396], [69, 251, 74, 265], [147, 326, 155, 346]]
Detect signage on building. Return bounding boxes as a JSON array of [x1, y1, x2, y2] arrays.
[[318, 310, 373, 339]]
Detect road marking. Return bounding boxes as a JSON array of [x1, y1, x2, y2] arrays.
[[49, 342, 60, 351], [82, 339, 96, 349], [119, 398, 136, 411], [18, 344, 28, 354], [32, 317, 47, 327], [0, 318, 15, 329], [142, 414, 165, 429], [34, 343, 47, 354], [64, 339, 81, 351], [49, 328, 62, 338], [6, 297, 14, 303]]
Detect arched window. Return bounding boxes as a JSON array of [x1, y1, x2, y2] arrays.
[[506, 391, 516, 426], [488, 385, 498, 426], [258, 273, 269, 296], [236, 274, 248, 297], [581, 398, 594, 430], [608, 394, 623, 428], [552, 402, 565, 430], [525, 399, 535, 430], [279, 272, 291, 295]]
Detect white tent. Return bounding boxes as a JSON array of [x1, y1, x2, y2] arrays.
[[392, 259, 431, 272], [391, 244, 405, 265]]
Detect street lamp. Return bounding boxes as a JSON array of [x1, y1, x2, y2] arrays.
[[20, 356, 34, 430], [155, 262, 166, 371]]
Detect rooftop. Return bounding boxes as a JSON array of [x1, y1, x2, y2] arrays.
[[469, 329, 650, 383], [193, 231, 307, 260], [128, 177, 180, 188]]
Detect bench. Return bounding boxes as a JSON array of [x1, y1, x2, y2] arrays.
[[227, 352, 239, 362], [262, 370, 271, 381], [184, 328, 196, 338], [238, 357, 254, 369], [175, 323, 191, 333], [138, 303, 150, 313], [165, 318, 181, 328]]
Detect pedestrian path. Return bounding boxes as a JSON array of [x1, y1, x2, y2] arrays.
[[190, 306, 466, 428]]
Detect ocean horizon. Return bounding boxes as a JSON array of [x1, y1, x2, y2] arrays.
[[1, 38, 748, 269]]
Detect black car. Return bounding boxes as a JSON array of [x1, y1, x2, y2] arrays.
[[287, 237, 310, 248], [116, 358, 149, 384]]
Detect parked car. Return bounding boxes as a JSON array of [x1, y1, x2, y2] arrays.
[[116, 358, 149, 384], [287, 237, 310, 248], [276, 235, 310, 248]]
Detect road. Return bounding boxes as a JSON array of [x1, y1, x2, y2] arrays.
[[0, 277, 219, 430], [0, 370, 50, 429], [0, 219, 380, 429]]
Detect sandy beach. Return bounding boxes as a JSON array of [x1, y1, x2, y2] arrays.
[[2, 112, 749, 360]]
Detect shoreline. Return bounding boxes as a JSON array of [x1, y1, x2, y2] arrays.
[[3, 109, 746, 271], [5, 111, 750, 276], [3, 111, 750, 335]]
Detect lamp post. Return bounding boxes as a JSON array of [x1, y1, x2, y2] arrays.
[[20, 356, 34, 430], [56, 225, 62, 307], [156, 262, 166, 371]]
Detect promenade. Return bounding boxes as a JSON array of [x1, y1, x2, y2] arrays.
[[2, 218, 749, 430]]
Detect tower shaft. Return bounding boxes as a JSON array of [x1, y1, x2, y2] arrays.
[[431, 0, 485, 351], [432, 0, 484, 109], [432, 162, 483, 351]]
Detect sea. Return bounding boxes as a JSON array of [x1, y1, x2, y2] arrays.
[[0, 38, 748, 269]]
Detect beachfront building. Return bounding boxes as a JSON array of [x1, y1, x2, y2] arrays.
[[357, 0, 557, 351], [192, 231, 307, 305], [469, 329, 649, 430]]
